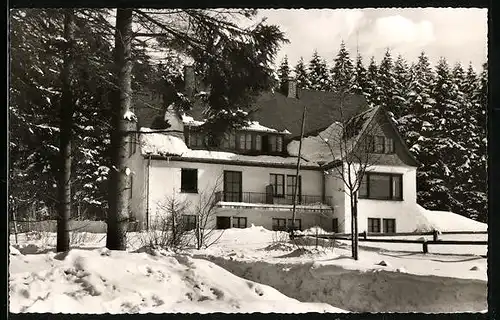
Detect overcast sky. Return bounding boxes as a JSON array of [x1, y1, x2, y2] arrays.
[[255, 8, 487, 72]]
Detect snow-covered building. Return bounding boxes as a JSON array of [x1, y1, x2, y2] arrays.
[[128, 66, 425, 233]]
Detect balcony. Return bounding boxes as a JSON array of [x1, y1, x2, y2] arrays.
[[214, 191, 333, 212]]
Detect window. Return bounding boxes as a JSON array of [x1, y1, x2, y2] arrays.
[[368, 218, 381, 233], [385, 138, 395, 153], [222, 133, 237, 149], [224, 171, 242, 202], [286, 175, 302, 203], [189, 132, 205, 148], [332, 218, 339, 233], [182, 215, 197, 231], [270, 174, 285, 197], [272, 218, 286, 231], [181, 168, 198, 193], [367, 135, 395, 154], [232, 217, 247, 228], [277, 136, 283, 152], [268, 135, 283, 153], [364, 136, 374, 153], [374, 136, 384, 153], [359, 173, 403, 200], [287, 219, 302, 231], [255, 135, 262, 151], [383, 219, 396, 233], [269, 135, 276, 152], [239, 133, 252, 151]]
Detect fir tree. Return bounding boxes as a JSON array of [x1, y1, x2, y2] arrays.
[[465, 63, 487, 222], [364, 56, 381, 107], [421, 57, 462, 212], [330, 40, 355, 93], [377, 49, 398, 115], [307, 50, 331, 91], [353, 53, 368, 97], [277, 55, 290, 94], [393, 55, 412, 120], [294, 57, 310, 89]]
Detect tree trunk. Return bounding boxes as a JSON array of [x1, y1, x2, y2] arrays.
[[353, 192, 359, 260], [56, 9, 75, 252], [106, 9, 133, 251], [350, 195, 355, 258]]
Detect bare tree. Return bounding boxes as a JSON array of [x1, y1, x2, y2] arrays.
[[319, 91, 382, 260], [192, 174, 224, 250], [140, 194, 191, 250]]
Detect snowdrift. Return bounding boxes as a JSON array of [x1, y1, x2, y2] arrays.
[[203, 255, 486, 313], [415, 205, 487, 232], [9, 248, 345, 314]]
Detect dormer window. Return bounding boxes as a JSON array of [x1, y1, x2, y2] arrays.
[[189, 132, 205, 148], [222, 133, 237, 149], [269, 135, 283, 153], [239, 133, 252, 151], [255, 135, 262, 151]]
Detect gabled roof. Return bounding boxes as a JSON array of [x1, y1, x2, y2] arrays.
[[186, 90, 369, 138], [251, 90, 368, 137], [287, 106, 380, 164], [287, 106, 420, 168]]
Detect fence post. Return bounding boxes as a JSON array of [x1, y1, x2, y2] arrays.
[[422, 240, 428, 254], [361, 231, 367, 240], [432, 230, 439, 242]]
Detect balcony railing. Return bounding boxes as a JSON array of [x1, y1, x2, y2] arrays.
[[214, 191, 333, 207]]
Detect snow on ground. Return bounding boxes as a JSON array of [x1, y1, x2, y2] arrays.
[[415, 205, 487, 232], [194, 225, 487, 282], [9, 246, 344, 314], [9, 222, 487, 313]]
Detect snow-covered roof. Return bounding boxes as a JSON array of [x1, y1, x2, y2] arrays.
[[415, 205, 487, 232], [139, 128, 318, 167], [181, 114, 290, 134], [288, 107, 380, 164]]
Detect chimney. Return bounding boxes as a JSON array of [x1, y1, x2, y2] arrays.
[[184, 65, 195, 98], [288, 77, 297, 98]]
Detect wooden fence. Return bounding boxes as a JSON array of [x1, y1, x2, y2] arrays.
[[297, 230, 488, 255]]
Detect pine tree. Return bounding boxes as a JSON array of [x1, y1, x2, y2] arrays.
[[420, 57, 462, 212], [364, 56, 381, 107], [294, 57, 310, 89], [377, 49, 398, 116], [353, 53, 368, 97], [307, 50, 331, 91], [277, 55, 290, 94], [330, 41, 355, 93], [9, 9, 118, 224], [56, 9, 76, 252], [449, 62, 485, 221], [393, 55, 412, 120], [105, 9, 288, 247], [465, 63, 487, 222]]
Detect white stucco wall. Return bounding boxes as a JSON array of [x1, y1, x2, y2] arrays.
[[145, 159, 326, 228], [324, 171, 347, 232], [343, 164, 425, 233], [128, 143, 147, 229]]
